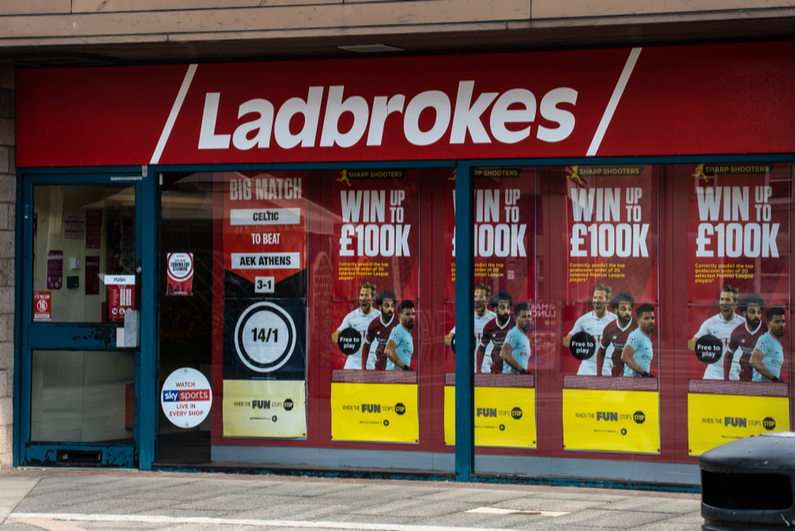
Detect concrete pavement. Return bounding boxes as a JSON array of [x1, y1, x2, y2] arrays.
[[0, 469, 703, 530], [0, 477, 39, 524]]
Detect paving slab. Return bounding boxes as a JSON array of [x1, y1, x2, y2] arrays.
[[159, 525, 268, 531], [659, 512, 705, 525], [1, 470, 703, 531], [351, 484, 447, 500], [1, 522, 41, 531], [80, 523, 162, 531], [132, 508, 241, 519], [308, 513, 425, 525], [491, 498, 608, 512], [420, 510, 553, 528], [512, 524, 625, 531], [18, 498, 178, 516], [0, 477, 40, 524], [169, 493, 280, 511], [599, 497, 702, 514], [414, 488, 531, 504], [301, 493, 391, 508], [529, 491, 632, 502], [631, 524, 702, 531], [347, 498, 476, 517], [250, 481, 362, 498], [0, 479, 42, 496], [230, 502, 350, 520], [124, 485, 257, 502], [539, 508, 678, 528], [23, 477, 144, 496]]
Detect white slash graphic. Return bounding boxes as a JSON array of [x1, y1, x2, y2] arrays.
[[150, 64, 198, 164], [587, 48, 641, 157]]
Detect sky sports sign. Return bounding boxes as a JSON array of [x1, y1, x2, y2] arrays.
[[16, 41, 795, 167], [161, 368, 212, 429], [162, 389, 210, 403]]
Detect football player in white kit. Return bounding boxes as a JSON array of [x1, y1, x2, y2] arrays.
[[687, 285, 745, 380], [444, 283, 497, 372], [331, 282, 381, 370], [562, 283, 617, 375]]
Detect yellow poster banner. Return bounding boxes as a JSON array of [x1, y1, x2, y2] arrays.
[[688, 393, 790, 456], [444, 387, 536, 448], [331, 382, 418, 443], [563, 389, 660, 454], [223, 380, 307, 438]]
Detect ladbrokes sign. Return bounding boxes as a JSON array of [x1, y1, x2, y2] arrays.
[[17, 41, 795, 166], [196, 82, 578, 152]]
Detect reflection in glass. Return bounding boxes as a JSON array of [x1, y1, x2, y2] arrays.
[[33, 185, 136, 323], [159, 173, 215, 464], [31, 350, 134, 443]]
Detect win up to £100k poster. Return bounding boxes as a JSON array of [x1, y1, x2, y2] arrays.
[[685, 164, 791, 455], [442, 168, 539, 449], [559, 165, 661, 454], [330, 169, 420, 443]]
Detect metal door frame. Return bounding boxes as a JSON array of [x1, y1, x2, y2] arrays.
[[14, 166, 157, 468]]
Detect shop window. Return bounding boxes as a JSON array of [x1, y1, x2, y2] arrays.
[[32, 184, 136, 324], [153, 162, 793, 470]]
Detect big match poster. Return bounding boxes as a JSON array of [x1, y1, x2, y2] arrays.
[[330, 169, 420, 443], [442, 168, 538, 449], [558, 165, 661, 454], [686, 163, 791, 455], [215, 171, 309, 439]]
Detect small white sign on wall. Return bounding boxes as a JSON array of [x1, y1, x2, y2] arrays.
[[161, 368, 212, 429]]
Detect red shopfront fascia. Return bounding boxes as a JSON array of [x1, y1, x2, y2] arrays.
[[16, 41, 795, 167], [15, 42, 795, 471]]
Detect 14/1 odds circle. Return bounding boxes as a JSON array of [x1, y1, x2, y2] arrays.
[[234, 301, 297, 373]]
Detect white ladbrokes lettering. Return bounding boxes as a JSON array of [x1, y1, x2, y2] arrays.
[[198, 81, 577, 151]]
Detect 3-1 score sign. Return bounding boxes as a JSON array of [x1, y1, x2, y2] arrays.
[[255, 276, 275, 293]]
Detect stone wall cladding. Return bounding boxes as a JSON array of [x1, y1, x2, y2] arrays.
[[0, 1, 792, 47], [0, 64, 14, 470]]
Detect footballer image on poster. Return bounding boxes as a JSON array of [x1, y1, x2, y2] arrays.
[[441, 167, 539, 449], [330, 169, 420, 443], [556, 165, 661, 454], [685, 163, 791, 456]]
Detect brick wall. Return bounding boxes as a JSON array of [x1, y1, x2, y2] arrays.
[[0, 65, 14, 469]]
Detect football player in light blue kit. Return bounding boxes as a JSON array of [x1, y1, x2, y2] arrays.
[[621, 303, 656, 377], [751, 306, 786, 383], [385, 300, 416, 371], [501, 301, 533, 374]]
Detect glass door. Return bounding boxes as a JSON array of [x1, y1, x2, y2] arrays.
[[19, 172, 151, 467]]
